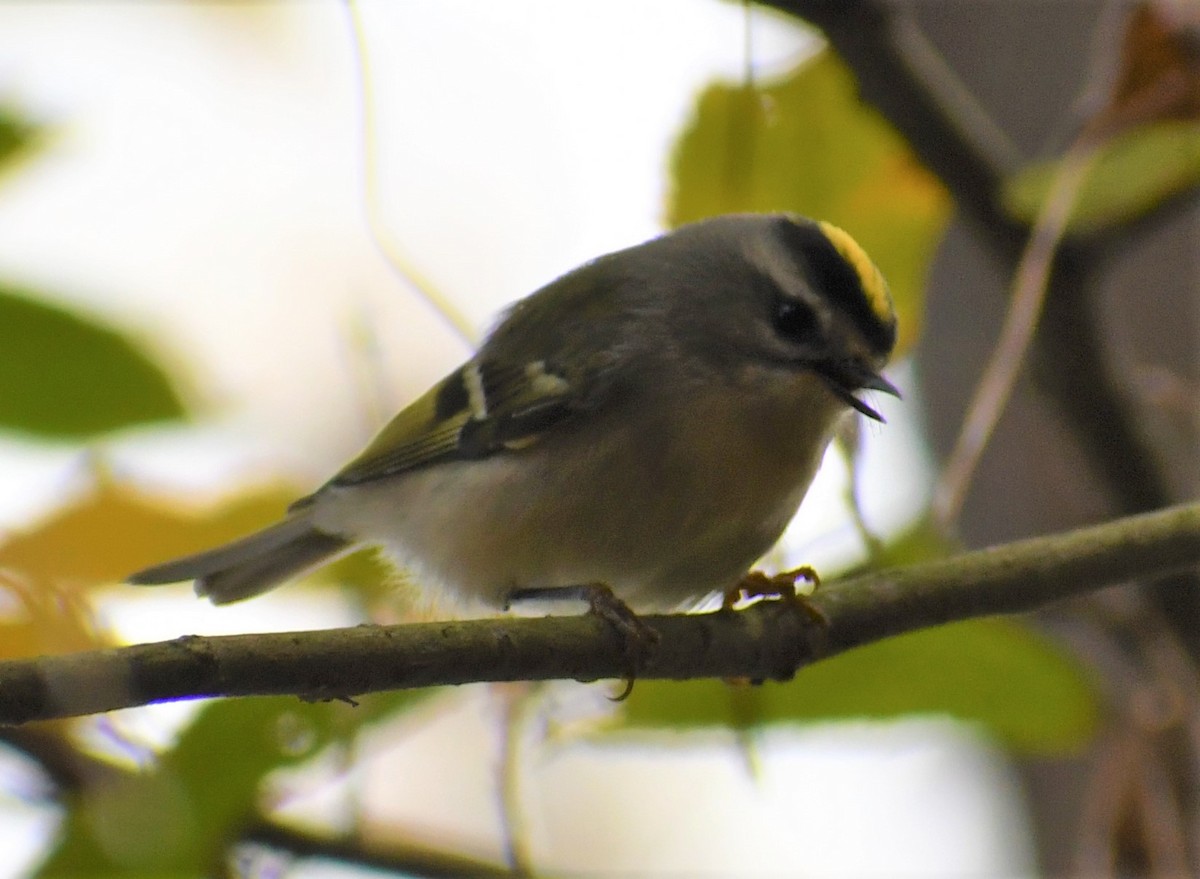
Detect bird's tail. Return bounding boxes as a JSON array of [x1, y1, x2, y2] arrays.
[[129, 512, 351, 605]]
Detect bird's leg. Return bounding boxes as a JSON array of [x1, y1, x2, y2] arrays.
[[505, 583, 659, 700], [722, 565, 827, 627]]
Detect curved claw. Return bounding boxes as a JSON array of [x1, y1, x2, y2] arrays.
[[505, 582, 659, 699]]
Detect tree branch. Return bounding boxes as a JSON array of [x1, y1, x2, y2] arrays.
[[3, 503, 1199, 726]]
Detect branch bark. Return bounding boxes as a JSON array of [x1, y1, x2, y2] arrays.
[[3, 502, 1199, 726]]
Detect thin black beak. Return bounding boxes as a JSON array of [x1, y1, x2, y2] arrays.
[[815, 362, 901, 423], [861, 372, 901, 398]]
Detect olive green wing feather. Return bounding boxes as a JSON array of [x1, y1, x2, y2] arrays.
[[293, 358, 580, 502]]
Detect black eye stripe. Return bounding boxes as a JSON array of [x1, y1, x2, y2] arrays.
[[773, 218, 896, 355]]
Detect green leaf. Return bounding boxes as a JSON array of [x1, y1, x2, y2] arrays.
[[856, 514, 961, 571], [668, 50, 950, 356], [40, 691, 430, 876], [619, 618, 1099, 755], [1003, 120, 1200, 232], [0, 104, 44, 178], [0, 286, 186, 438]]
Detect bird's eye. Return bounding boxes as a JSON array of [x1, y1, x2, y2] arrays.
[[773, 296, 820, 344]]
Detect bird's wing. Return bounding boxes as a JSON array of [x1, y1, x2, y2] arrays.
[[293, 357, 584, 503]]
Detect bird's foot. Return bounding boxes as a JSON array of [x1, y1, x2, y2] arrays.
[[505, 582, 659, 700], [722, 565, 827, 627]]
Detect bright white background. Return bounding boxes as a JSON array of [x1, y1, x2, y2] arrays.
[[0, 2, 1030, 876]]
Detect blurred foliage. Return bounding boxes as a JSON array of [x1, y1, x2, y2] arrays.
[[0, 468, 299, 599], [0, 461, 401, 621], [0, 105, 183, 439], [0, 287, 186, 439], [857, 513, 960, 570], [0, 573, 105, 661], [0, 103, 43, 184], [618, 617, 1099, 755], [38, 690, 430, 877], [1004, 120, 1200, 232], [668, 49, 950, 356]]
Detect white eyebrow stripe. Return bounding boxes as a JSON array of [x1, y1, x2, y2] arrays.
[[741, 231, 813, 304]]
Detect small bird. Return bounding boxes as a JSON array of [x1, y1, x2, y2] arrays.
[[130, 214, 898, 617]]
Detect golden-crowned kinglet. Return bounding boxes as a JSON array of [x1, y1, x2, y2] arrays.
[[131, 214, 898, 612]]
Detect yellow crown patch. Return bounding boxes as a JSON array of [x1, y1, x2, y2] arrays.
[[817, 221, 893, 326]]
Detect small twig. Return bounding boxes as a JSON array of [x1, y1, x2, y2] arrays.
[[1072, 730, 1137, 879], [343, 0, 478, 346], [495, 683, 538, 876], [1131, 736, 1192, 877], [2, 503, 1199, 726], [933, 144, 1100, 528], [886, 8, 1022, 174], [834, 427, 885, 558], [930, 0, 1177, 526]]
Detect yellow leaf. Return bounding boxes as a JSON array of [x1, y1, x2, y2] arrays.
[[0, 467, 298, 594]]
